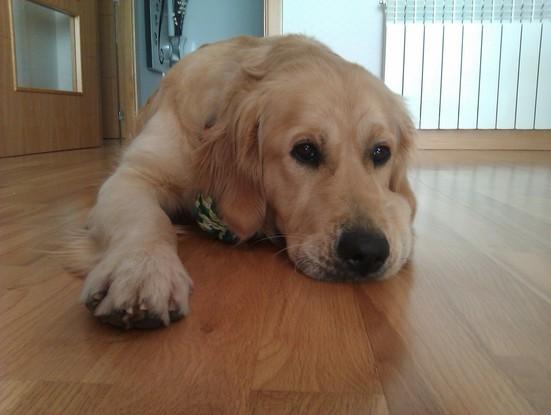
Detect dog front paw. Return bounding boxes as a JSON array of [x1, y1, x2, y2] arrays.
[[80, 246, 192, 329]]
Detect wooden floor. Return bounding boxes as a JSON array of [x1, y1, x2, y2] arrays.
[[1, 145, 551, 415]]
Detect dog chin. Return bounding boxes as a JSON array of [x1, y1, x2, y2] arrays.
[[292, 256, 392, 282]]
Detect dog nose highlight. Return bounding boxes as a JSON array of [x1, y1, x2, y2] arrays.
[[337, 229, 389, 275]]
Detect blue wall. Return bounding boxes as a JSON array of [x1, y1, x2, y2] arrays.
[[135, 0, 264, 107]]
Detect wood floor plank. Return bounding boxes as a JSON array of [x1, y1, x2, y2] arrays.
[[84, 239, 291, 415], [251, 274, 387, 401], [412, 162, 551, 305], [415, 179, 551, 304], [248, 390, 388, 415], [0, 380, 112, 415], [357, 266, 541, 415], [1, 146, 550, 414], [353, 153, 551, 415]]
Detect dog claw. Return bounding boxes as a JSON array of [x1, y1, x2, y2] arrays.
[[92, 292, 104, 301], [85, 292, 106, 314], [132, 315, 165, 329], [169, 309, 184, 322], [85, 296, 183, 329], [98, 309, 126, 329]]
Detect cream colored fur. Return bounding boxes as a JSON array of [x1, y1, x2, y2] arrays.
[[74, 35, 416, 326]]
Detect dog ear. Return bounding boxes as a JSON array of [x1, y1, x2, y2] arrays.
[[194, 83, 266, 241], [390, 109, 417, 219]]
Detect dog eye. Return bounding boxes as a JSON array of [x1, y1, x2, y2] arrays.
[[291, 142, 321, 167], [371, 145, 391, 167]]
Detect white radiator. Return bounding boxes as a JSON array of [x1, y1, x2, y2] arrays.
[[382, 0, 551, 129]]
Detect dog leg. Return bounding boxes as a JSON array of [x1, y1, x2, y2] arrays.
[[80, 167, 192, 329]]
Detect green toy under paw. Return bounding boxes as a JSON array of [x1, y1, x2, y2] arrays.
[[193, 194, 238, 244]]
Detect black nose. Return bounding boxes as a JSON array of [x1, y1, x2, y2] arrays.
[[336, 229, 389, 275]]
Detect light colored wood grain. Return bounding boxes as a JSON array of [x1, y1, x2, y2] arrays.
[[417, 129, 551, 150], [251, 276, 386, 400], [0, 0, 9, 39], [10, 87, 83, 96], [98, 0, 120, 139], [0, 0, 102, 157], [98, 0, 121, 138], [1, 145, 551, 414], [98, 0, 114, 16], [98, 3, 116, 78], [248, 391, 387, 415], [0, 380, 111, 415], [116, 0, 138, 140], [99, 75, 120, 139]]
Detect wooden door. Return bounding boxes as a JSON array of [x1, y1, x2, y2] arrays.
[[0, 0, 101, 157]]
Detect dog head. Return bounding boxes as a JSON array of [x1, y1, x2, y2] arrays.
[[196, 36, 416, 281]]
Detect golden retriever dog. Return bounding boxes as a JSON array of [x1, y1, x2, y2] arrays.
[[75, 35, 416, 329]]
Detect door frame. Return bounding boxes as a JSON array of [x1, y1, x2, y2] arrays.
[[264, 0, 282, 36], [115, 0, 138, 140]]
